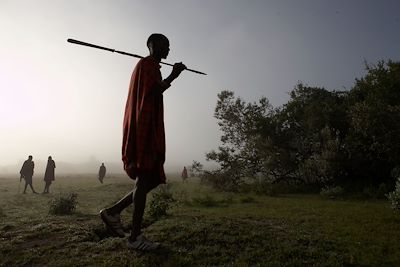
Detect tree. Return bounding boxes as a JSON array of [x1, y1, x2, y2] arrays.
[[205, 60, 400, 192], [345, 61, 400, 187]]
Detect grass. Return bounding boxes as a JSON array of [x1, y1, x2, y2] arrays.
[[0, 175, 399, 266]]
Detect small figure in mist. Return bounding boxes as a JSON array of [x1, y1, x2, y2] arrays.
[[98, 163, 106, 184], [100, 33, 186, 251], [20, 155, 38, 194], [43, 156, 56, 194], [181, 166, 188, 182]]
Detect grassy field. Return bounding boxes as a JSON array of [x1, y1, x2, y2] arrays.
[[0, 174, 399, 267]]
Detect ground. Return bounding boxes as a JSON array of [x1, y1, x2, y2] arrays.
[[0, 174, 399, 266]]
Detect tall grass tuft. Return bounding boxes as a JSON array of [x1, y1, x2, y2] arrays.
[[49, 193, 78, 215], [320, 186, 344, 200], [0, 207, 5, 218], [387, 177, 400, 212], [147, 184, 174, 220]]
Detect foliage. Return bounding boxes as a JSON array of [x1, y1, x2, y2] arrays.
[[0, 207, 5, 218], [49, 193, 78, 215], [320, 186, 344, 199], [239, 195, 256, 203], [200, 169, 244, 192], [204, 60, 400, 192], [387, 176, 400, 212], [147, 184, 174, 220], [189, 160, 204, 177], [192, 195, 219, 207]]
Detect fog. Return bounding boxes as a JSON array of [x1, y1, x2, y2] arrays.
[[1, 1, 399, 175]]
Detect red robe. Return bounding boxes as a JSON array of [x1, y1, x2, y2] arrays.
[[122, 56, 168, 183]]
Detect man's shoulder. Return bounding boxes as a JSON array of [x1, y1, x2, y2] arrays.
[[138, 56, 160, 69]]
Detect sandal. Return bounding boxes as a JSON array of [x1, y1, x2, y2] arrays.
[[100, 209, 126, 237], [127, 234, 159, 251]]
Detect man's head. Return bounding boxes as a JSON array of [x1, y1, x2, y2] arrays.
[[48, 156, 52, 160], [28, 155, 32, 160], [147, 33, 170, 59]]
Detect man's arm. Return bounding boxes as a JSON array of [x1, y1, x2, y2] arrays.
[[160, 62, 187, 92]]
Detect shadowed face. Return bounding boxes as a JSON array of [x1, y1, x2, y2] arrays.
[[158, 38, 170, 59], [149, 36, 170, 59]]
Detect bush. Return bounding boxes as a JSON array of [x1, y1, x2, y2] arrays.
[[201, 169, 243, 192], [0, 207, 5, 218], [387, 177, 400, 212], [240, 196, 256, 203], [377, 183, 390, 199], [147, 184, 174, 220], [192, 195, 219, 207], [320, 186, 344, 199], [49, 193, 78, 215]]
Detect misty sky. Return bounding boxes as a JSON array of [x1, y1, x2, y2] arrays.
[[1, 0, 399, 171]]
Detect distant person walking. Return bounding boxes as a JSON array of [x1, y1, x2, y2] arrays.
[[181, 166, 188, 182], [100, 33, 186, 251], [20, 155, 37, 194], [43, 156, 56, 194], [98, 163, 106, 184]]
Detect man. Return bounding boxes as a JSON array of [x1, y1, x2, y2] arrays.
[[43, 156, 56, 194], [98, 163, 106, 184], [181, 166, 188, 182], [99, 33, 186, 251], [20, 155, 37, 194]]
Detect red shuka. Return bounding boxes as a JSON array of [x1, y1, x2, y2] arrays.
[[122, 56, 168, 183]]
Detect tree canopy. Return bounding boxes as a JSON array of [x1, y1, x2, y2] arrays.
[[203, 61, 400, 192]]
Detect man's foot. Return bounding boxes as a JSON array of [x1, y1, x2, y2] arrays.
[[127, 234, 159, 251], [100, 209, 125, 237], [33, 191, 38, 194]]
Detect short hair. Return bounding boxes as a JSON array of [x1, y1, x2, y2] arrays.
[[147, 33, 168, 48]]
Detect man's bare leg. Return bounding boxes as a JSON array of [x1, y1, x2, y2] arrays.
[[107, 191, 134, 215], [130, 174, 160, 241], [23, 182, 28, 194], [100, 190, 134, 237]]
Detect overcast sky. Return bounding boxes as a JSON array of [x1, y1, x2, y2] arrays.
[[1, 0, 399, 172]]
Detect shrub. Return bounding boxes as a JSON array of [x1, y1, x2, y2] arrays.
[[240, 196, 256, 203], [320, 186, 344, 199], [201, 169, 243, 192], [49, 193, 78, 215], [192, 195, 219, 207], [387, 177, 400, 212], [147, 184, 174, 220], [0, 207, 5, 218], [377, 183, 390, 199]]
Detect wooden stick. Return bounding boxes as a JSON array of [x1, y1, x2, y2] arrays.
[[67, 38, 207, 75]]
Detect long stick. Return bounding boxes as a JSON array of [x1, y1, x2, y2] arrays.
[[67, 39, 207, 75]]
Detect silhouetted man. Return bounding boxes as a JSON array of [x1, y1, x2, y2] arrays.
[[20, 155, 37, 194], [98, 163, 106, 184], [181, 166, 188, 182], [100, 33, 186, 251], [43, 156, 56, 194]]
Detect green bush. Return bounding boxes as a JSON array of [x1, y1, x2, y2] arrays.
[[49, 193, 78, 215], [320, 186, 344, 200], [377, 183, 390, 199], [387, 177, 400, 212], [192, 195, 219, 207], [200, 170, 243, 192], [0, 207, 5, 218], [147, 184, 174, 220], [240, 196, 256, 203]]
